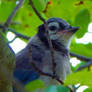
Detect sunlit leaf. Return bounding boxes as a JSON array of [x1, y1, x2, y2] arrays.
[[74, 9, 90, 38], [65, 71, 92, 88], [0, 1, 16, 21], [70, 43, 92, 57], [25, 79, 44, 92], [11, 6, 43, 37], [84, 88, 92, 92], [33, 0, 49, 12]]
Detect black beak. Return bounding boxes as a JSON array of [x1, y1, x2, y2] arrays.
[[69, 27, 80, 33]]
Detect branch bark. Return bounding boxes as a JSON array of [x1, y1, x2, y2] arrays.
[[70, 52, 92, 62], [75, 61, 92, 72], [4, 0, 24, 30], [0, 31, 15, 92], [30, 0, 56, 77], [29, 0, 73, 92], [0, 0, 24, 92], [8, 28, 30, 40]]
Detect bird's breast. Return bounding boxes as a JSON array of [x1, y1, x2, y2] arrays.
[[39, 50, 71, 86]]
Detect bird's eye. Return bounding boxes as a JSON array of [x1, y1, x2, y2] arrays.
[[49, 26, 58, 31], [48, 22, 59, 31]]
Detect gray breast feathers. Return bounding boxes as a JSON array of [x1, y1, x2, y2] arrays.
[[39, 50, 71, 86]]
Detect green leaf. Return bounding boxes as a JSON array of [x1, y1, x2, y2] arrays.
[[74, 9, 90, 38], [0, 1, 16, 22], [70, 43, 92, 57], [45, 85, 57, 92], [64, 71, 92, 88], [57, 85, 69, 92], [33, 0, 49, 12], [25, 79, 45, 92], [44, 0, 75, 20], [84, 88, 92, 92], [70, 61, 86, 72], [45, 85, 69, 92], [11, 6, 43, 37]]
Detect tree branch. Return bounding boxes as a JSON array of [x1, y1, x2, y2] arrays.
[[70, 52, 92, 62], [75, 61, 92, 72], [8, 28, 30, 40], [0, 31, 15, 92], [29, 1, 73, 92], [31, 62, 73, 92], [4, 0, 24, 30], [30, 0, 56, 77], [0, 0, 25, 92], [28, 45, 73, 92], [31, 62, 64, 84]]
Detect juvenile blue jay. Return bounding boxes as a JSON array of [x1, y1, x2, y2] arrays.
[[14, 18, 79, 90]]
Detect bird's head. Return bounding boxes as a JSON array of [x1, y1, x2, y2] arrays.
[[38, 18, 79, 49]]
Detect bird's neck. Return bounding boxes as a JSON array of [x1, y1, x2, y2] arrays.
[[36, 32, 69, 55], [28, 33, 69, 55]]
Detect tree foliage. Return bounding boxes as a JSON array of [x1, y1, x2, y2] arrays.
[[0, 0, 92, 92]]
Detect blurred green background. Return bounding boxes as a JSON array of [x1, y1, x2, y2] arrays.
[[0, 0, 92, 92]]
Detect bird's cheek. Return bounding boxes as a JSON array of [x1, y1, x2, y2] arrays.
[[56, 30, 67, 37], [56, 30, 74, 40]]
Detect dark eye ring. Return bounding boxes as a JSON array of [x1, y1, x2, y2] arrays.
[[49, 26, 58, 31]]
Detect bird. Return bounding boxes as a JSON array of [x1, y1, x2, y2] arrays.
[[13, 17, 79, 91]]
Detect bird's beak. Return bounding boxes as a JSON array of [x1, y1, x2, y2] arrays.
[[68, 27, 80, 33], [56, 26, 80, 36]]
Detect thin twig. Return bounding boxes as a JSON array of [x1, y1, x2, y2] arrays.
[[27, 41, 62, 85], [11, 22, 21, 25], [30, 0, 56, 76], [28, 44, 33, 64], [45, 24, 56, 76], [8, 36, 17, 43], [75, 61, 92, 72], [31, 62, 73, 92], [29, 1, 73, 92], [70, 52, 92, 62], [4, 0, 24, 29], [8, 28, 30, 40], [29, 0, 45, 22], [31, 62, 64, 84]]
